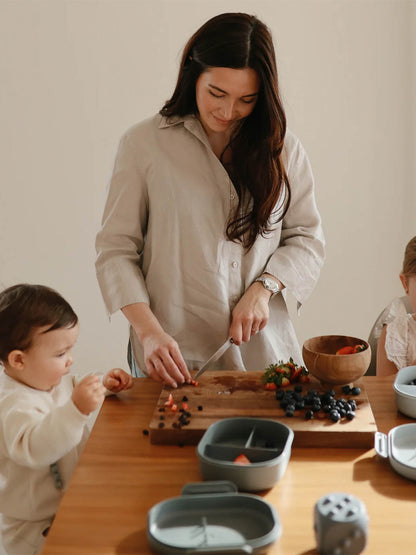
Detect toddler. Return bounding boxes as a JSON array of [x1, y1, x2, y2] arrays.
[[377, 236, 416, 375], [0, 284, 133, 554]]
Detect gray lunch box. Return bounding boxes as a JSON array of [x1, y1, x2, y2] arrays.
[[197, 417, 294, 491], [147, 481, 281, 554]]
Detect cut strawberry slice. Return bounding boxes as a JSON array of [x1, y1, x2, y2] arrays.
[[233, 453, 251, 465], [164, 393, 174, 407]]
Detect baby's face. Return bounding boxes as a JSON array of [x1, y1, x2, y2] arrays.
[[19, 324, 79, 391]]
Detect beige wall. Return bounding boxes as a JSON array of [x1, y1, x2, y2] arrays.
[[0, 0, 414, 374]]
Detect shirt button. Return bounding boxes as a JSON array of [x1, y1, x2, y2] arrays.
[[230, 193, 235, 200], [231, 261, 238, 268]]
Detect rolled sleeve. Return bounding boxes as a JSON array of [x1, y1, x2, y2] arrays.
[[95, 127, 151, 314]]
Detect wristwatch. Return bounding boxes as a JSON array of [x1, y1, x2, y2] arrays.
[[254, 275, 281, 296]]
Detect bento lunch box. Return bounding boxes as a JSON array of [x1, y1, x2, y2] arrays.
[[147, 481, 281, 554], [197, 417, 294, 491], [393, 365, 416, 418], [375, 423, 416, 481]]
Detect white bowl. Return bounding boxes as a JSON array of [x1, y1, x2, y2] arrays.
[[393, 365, 416, 418], [375, 424, 416, 481]]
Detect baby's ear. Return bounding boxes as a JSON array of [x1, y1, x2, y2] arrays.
[[7, 350, 25, 370], [399, 273, 408, 294]]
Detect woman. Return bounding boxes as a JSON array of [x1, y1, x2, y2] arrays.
[[95, 13, 325, 388]]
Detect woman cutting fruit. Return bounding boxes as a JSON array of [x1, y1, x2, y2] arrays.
[[95, 12, 325, 388]]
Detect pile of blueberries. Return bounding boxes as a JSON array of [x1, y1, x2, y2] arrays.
[[275, 384, 361, 422]]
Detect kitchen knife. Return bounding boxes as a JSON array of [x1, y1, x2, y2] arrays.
[[194, 338, 234, 379]]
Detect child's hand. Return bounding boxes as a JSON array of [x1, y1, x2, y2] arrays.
[[72, 375, 106, 415], [103, 368, 134, 393]]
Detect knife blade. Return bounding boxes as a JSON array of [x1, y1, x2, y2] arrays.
[[194, 338, 234, 379]]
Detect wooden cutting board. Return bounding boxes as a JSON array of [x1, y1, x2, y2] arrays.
[[148, 371, 377, 448]]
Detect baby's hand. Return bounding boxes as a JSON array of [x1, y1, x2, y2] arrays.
[[72, 375, 106, 415], [103, 368, 134, 393]]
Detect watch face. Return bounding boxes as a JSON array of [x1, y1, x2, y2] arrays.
[[264, 278, 279, 293]]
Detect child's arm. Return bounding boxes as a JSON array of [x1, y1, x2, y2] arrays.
[[2, 376, 105, 468], [376, 325, 399, 376], [102, 368, 134, 393]]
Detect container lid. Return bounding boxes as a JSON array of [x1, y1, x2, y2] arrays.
[[375, 425, 416, 480], [147, 481, 281, 554]]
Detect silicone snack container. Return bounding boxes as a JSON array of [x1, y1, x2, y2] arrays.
[[197, 417, 294, 491], [147, 481, 281, 554], [375, 423, 416, 481], [393, 365, 416, 418]]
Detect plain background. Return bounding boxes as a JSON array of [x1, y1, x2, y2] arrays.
[[0, 0, 415, 376]]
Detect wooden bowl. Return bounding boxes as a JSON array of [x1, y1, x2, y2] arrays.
[[302, 335, 371, 386]]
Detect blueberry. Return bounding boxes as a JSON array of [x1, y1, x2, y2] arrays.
[[342, 385, 352, 395], [330, 410, 341, 422], [275, 390, 285, 400], [285, 409, 294, 417], [305, 409, 314, 420], [351, 387, 361, 395], [348, 400, 357, 410], [346, 411, 356, 420]]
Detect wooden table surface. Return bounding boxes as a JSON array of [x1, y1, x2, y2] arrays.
[[41, 375, 416, 554]]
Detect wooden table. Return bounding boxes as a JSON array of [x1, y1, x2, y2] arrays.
[[42, 375, 416, 554]]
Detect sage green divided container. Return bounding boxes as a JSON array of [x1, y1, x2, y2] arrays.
[[197, 417, 294, 491], [147, 481, 281, 554]]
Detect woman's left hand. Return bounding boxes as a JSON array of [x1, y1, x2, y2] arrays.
[[229, 283, 272, 345]]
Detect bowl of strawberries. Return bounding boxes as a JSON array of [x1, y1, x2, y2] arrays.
[[302, 335, 371, 387]]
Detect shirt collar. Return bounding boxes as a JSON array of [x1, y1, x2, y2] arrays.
[[158, 113, 210, 143]]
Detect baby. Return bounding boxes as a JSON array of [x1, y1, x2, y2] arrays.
[[377, 236, 416, 375], [0, 283, 133, 555]]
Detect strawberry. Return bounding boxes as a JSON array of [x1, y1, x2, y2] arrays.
[[233, 453, 251, 465], [290, 367, 303, 382], [164, 393, 174, 407], [336, 346, 355, 355], [264, 382, 278, 390]]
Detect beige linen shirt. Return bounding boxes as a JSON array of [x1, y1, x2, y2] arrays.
[[95, 114, 325, 372]]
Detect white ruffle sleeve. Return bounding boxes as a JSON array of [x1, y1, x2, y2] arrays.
[[385, 314, 416, 370]]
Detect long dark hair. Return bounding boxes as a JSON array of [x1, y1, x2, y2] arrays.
[[161, 12, 290, 250]]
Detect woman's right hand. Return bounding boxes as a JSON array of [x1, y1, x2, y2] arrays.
[[142, 330, 191, 388], [122, 302, 191, 388]]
